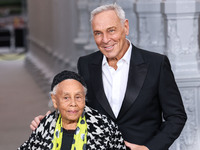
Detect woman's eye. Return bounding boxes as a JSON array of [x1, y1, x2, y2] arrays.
[[76, 96, 83, 101]]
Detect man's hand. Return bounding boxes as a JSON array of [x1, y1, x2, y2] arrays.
[[30, 111, 51, 131], [125, 141, 149, 150]]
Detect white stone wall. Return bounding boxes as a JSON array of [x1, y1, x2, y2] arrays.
[[26, 0, 200, 149]]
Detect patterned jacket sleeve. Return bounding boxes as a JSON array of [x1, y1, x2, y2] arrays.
[[17, 130, 37, 150], [17, 112, 56, 150], [85, 106, 127, 149], [105, 115, 127, 150]]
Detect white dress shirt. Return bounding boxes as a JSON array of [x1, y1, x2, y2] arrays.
[[102, 40, 132, 117]]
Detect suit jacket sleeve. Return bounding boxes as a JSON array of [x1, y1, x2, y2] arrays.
[[146, 56, 187, 150]]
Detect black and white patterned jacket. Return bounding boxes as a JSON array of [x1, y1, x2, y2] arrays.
[[18, 106, 127, 150]]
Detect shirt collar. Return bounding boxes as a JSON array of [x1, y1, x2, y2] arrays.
[[102, 39, 132, 66]]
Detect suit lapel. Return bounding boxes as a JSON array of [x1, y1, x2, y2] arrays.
[[89, 52, 116, 120], [117, 45, 148, 120]]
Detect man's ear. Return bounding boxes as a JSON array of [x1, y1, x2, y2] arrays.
[[51, 94, 58, 109], [124, 19, 129, 36]]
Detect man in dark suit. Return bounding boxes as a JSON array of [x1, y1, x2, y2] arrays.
[[77, 3, 187, 150], [30, 3, 187, 150]]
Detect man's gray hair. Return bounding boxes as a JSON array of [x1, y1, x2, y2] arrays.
[[90, 3, 126, 24]]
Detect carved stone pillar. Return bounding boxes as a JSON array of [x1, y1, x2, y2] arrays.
[[162, 0, 200, 150], [83, 0, 100, 54], [116, 0, 138, 45], [170, 78, 200, 150], [26, 0, 54, 93], [52, 0, 78, 72], [51, 0, 68, 74], [162, 0, 200, 78], [74, 0, 90, 57], [134, 0, 165, 54]]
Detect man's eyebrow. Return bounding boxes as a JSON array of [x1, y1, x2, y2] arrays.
[[107, 26, 116, 29], [93, 27, 116, 32], [93, 30, 101, 33], [63, 92, 69, 95]]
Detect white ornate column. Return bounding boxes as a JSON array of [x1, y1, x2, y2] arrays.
[[51, 0, 69, 74], [116, 0, 138, 45], [162, 0, 200, 150], [162, 0, 200, 78], [74, 0, 90, 57], [52, 0, 79, 72], [172, 82, 200, 150], [26, 0, 55, 93], [83, 0, 100, 54], [134, 0, 165, 54]]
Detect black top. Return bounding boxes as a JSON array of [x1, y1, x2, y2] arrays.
[[61, 129, 75, 150]]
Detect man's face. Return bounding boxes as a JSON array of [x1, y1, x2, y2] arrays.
[[92, 10, 129, 61], [51, 79, 85, 124]]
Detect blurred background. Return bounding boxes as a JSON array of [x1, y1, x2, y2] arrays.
[[0, 0, 53, 149], [0, 0, 26, 53], [0, 0, 200, 149]]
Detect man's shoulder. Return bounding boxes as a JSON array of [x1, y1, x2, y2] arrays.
[[133, 45, 164, 57], [132, 44, 166, 62]]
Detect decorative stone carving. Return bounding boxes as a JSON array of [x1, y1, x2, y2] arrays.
[[162, 2, 200, 149], [134, 0, 165, 54], [138, 17, 151, 49], [170, 78, 200, 150], [180, 88, 197, 146], [163, 0, 200, 78], [166, 20, 182, 57]]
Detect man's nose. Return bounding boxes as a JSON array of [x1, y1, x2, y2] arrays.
[[102, 33, 110, 43]]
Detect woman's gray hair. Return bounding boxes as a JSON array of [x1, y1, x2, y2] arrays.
[[90, 3, 126, 25]]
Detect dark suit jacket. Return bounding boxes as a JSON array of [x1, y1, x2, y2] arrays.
[[77, 44, 187, 150]]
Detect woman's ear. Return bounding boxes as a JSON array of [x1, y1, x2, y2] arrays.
[[51, 94, 58, 109]]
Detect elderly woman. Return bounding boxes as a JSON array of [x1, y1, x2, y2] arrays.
[[18, 70, 126, 150]]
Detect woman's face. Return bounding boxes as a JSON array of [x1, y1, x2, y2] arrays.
[[51, 79, 85, 126]]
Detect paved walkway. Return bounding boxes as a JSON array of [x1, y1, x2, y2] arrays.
[[0, 53, 53, 150]]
